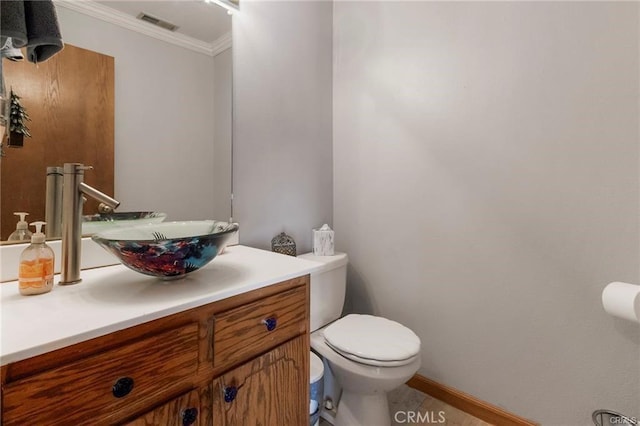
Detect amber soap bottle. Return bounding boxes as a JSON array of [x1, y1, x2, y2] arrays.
[[19, 222, 54, 296]]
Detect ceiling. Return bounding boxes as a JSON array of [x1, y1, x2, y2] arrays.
[[96, 1, 232, 43]]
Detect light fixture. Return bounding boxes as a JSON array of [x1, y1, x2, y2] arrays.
[[204, 0, 237, 15]]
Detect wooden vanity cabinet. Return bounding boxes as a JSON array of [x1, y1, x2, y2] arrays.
[[0, 275, 310, 426]]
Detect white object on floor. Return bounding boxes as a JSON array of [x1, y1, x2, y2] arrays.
[[310, 351, 325, 426]]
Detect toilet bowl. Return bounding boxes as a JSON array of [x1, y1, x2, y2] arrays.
[[310, 315, 421, 426], [299, 253, 421, 426]]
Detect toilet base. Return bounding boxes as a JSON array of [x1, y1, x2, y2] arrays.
[[335, 391, 391, 426]]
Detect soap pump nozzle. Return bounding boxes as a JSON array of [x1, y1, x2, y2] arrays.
[[30, 221, 47, 244], [14, 212, 29, 230], [8, 212, 33, 241]]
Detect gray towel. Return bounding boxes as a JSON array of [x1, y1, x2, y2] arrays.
[[24, 0, 63, 63], [0, 1, 63, 63], [0, 1, 28, 48]]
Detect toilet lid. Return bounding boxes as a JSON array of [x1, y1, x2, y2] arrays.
[[323, 314, 421, 364]]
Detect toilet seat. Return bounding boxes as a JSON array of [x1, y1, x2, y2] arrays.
[[326, 342, 420, 367], [323, 314, 421, 367]]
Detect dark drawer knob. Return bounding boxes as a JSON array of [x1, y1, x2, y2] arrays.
[[224, 386, 238, 403], [262, 317, 277, 331], [112, 377, 134, 398], [181, 407, 198, 426]]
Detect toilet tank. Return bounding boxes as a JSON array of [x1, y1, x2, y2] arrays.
[[298, 252, 348, 332]]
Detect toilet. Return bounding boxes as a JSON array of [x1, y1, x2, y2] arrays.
[[299, 253, 421, 426]]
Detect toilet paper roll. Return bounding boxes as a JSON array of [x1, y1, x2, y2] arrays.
[[602, 282, 640, 323]]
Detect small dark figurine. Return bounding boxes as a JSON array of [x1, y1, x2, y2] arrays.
[[271, 232, 296, 257]]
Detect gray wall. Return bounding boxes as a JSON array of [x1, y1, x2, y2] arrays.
[[213, 47, 233, 222], [333, 2, 639, 424], [232, 1, 333, 253], [57, 7, 219, 221]]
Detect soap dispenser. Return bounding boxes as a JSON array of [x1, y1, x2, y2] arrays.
[[8, 212, 33, 241], [19, 221, 54, 296]]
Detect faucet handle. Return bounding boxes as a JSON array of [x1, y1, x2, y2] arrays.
[[63, 163, 94, 174]]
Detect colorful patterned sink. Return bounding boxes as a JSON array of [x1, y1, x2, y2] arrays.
[[91, 221, 239, 280]]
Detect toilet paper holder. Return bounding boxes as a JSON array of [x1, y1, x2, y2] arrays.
[[592, 409, 637, 426]]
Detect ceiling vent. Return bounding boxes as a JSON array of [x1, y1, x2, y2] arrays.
[[136, 13, 179, 32]]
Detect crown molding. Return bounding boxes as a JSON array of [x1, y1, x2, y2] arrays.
[[211, 32, 232, 56], [54, 0, 231, 56]]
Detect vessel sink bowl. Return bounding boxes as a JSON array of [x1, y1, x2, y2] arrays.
[[91, 221, 239, 279], [82, 212, 167, 235]]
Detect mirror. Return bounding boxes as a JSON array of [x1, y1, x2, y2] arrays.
[[0, 0, 233, 242]]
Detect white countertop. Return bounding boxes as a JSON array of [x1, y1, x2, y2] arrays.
[[0, 245, 323, 366]]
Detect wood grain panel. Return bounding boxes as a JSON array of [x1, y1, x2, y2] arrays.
[[2, 323, 198, 425], [199, 384, 214, 426], [125, 389, 201, 426], [213, 286, 306, 370], [1, 44, 114, 240], [211, 336, 308, 426], [407, 374, 538, 426]]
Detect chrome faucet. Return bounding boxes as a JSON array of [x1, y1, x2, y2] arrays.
[[45, 166, 64, 239], [59, 163, 120, 285]]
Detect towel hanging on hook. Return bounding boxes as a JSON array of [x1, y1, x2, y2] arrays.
[[0, 0, 63, 64]]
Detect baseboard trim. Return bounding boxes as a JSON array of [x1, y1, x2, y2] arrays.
[[406, 374, 538, 426]]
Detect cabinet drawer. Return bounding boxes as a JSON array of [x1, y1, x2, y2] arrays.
[[214, 286, 306, 369], [2, 323, 199, 426]]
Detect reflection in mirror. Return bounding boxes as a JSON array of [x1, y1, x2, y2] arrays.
[[1, 44, 115, 241], [0, 0, 233, 243]]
